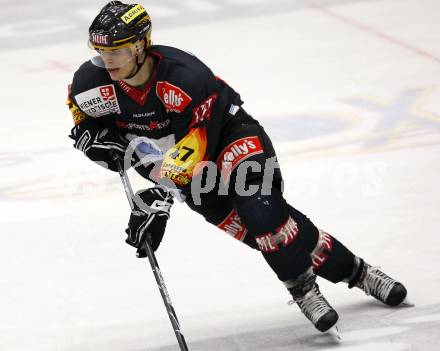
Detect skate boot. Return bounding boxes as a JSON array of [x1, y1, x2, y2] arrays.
[[286, 268, 339, 332], [348, 258, 407, 306]]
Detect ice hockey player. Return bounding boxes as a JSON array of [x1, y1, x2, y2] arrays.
[[67, 1, 409, 334]]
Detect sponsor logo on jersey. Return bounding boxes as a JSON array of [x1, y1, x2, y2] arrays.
[[311, 230, 333, 270], [75, 84, 121, 117], [132, 111, 155, 118], [99, 86, 116, 101], [115, 119, 170, 131], [67, 85, 87, 125], [190, 93, 218, 128], [70, 103, 87, 125], [156, 81, 192, 113], [91, 34, 109, 45], [216, 136, 264, 181], [121, 4, 146, 24], [160, 128, 207, 186], [255, 233, 278, 252], [160, 169, 191, 185], [275, 216, 299, 247], [217, 209, 247, 241], [255, 216, 299, 252]]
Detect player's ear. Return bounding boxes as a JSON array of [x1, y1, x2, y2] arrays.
[[135, 40, 145, 55]]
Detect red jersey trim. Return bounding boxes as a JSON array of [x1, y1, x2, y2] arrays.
[[116, 50, 164, 106]]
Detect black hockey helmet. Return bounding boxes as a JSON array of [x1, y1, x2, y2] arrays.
[[89, 1, 152, 50]]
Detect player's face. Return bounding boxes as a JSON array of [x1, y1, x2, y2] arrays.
[[90, 45, 137, 80], [102, 48, 137, 80]]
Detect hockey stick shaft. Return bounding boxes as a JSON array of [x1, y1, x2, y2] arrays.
[[113, 156, 189, 351]]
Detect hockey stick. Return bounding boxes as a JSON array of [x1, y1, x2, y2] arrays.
[[112, 154, 190, 351]]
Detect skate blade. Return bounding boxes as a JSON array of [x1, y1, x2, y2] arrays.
[[327, 325, 341, 341], [401, 298, 415, 307]]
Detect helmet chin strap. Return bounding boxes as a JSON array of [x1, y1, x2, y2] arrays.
[[124, 50, 147, 80]]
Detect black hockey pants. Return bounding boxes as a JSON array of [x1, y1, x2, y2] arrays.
[[184, 109, 358, 284]]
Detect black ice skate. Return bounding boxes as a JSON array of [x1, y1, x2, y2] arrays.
[[287, 268, 339, 333], [349, 258, 408, 306]]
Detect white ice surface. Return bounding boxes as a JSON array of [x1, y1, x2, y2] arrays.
[[0, 0, 440, 350]]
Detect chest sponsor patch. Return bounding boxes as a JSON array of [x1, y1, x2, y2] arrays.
[[75, 84, 121, 117], [216, 136, 264, 181], [156, 81, 192, 113]]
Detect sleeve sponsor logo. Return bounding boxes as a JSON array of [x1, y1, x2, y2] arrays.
[[70, 103, 87, 125], [121, 4, 147, 24], [66, 85, 87, 125], [190, 93, 218, 128], [156, 81, 192, 113], [75, 84, 121, 118], [217, 209, 247, 242], [216, 136, 264, 181]]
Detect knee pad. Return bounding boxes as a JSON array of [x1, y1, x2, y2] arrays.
[[232, 187, 320, 280], [232, 185, 289, 242]]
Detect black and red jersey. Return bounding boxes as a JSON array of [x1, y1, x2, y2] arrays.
[[68, 45, 243, 186]]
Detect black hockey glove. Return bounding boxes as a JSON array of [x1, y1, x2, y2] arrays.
[[126, 187, 174, 257], [69, 118, 128, 172]]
